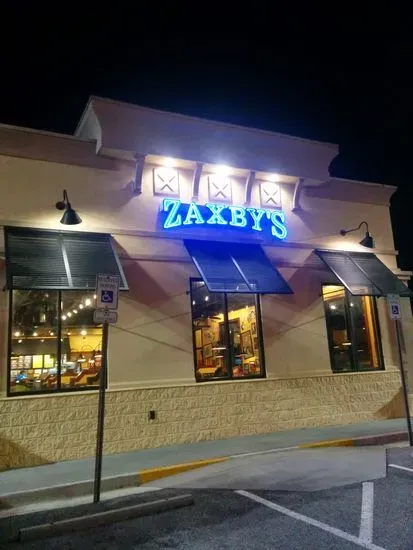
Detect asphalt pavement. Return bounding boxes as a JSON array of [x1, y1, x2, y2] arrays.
[[2, 446, 413, 549]]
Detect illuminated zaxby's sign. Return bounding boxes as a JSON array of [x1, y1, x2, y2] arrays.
[[160, 199, 288, 240]]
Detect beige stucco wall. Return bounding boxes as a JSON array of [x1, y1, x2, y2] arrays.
[[77, 97, 339, 181], [0, 146, 410, 391], [93, 256, 407, 388], [0, 152, 398, 255], [0, 124, 411, 470]]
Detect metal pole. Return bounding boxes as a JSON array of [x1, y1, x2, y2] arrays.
[[395, 319, 413, 446], [93, 320, 109, 503]]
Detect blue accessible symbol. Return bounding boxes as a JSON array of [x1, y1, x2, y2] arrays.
[[101, 290, 114, 304]]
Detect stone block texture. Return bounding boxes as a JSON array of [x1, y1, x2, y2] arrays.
[[0, 372, 404, 470]]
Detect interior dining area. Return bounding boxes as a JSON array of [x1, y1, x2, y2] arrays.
[[9, 289, 103, 393], [191, 280, 264, 381]]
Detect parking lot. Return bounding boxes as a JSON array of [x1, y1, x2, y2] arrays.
[[2, 446, 413, 549]]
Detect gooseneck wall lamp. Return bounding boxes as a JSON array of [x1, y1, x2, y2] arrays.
[[55, 190, 82, 225], [340, 221, 374, 249]]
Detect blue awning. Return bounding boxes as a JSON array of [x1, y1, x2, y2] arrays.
[[184, 240, 293, 294], [315, 249, 413, 297]]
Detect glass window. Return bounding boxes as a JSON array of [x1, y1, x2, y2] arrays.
[[322, 285, 383, 373], [10, 290, 59, 394], [61, 291, 103, 390], [8, 290, 101, 394], [190, 280, 264, 381]]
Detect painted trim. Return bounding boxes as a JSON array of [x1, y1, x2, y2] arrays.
[[0, 221, 401, 258]]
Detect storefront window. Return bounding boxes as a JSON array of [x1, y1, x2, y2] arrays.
[[191, 280, 264, 381], [322, 285, 383, 373], [9, 290, 102, 394], [61, 291, 103, 390], [10, 290, 59, 393]]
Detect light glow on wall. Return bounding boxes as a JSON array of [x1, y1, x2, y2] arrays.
[[214, 165, 231, 176], [163, 157, 176, 167]]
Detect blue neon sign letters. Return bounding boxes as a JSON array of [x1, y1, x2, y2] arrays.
[[160, 199, 288, 240]]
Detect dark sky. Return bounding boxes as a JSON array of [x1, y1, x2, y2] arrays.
[[1, 11, 412, 269]]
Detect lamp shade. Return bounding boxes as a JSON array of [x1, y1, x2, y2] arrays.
[[359, 232, 374, 249], [60, 207, 82, 225]]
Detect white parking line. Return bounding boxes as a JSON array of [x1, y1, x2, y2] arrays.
[[389, 463, 413, 474], [236, 490, 385, 550], [359, 482, 374, 542]]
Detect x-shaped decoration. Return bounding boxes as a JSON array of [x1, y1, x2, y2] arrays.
[[153, 167, 180, 196], [208, 175, 232, 203], [260, 181, 282, 208]]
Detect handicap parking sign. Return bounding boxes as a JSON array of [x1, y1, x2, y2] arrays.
[[101, 290, 114, 304], [387, 294, 402, 320], [96, 275, 119, 310]]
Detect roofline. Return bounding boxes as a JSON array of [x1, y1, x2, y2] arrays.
[[78, 95, 339, 150], [74, 96, 94, 136], [0, 122, 96, 144], [328, 176, 397, 190]]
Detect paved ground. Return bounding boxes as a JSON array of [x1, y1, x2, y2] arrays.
[[0, 417, 409, 496], [145, 446, 387, 492], [2, 446, 413, 549]]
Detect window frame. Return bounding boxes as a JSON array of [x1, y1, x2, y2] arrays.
[[7, 289, 105, 397], [321, 283, 385, 373], [189, 277, 266, 382]]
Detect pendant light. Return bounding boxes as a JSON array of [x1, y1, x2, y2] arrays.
[[340, 221, 374, 249], [56, 189, 82, 225]]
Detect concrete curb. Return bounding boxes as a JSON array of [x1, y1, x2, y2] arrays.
[[0, 473, 139, 508], [18, 493, 194, 542], [138, 457, 228, 484], [0, 457, 227, 509], [299, 430, 407, 449]]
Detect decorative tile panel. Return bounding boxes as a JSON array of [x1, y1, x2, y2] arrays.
[[260, 181, 282, 208], [153, 167, 180, 196], [207, 175, 232, 203]]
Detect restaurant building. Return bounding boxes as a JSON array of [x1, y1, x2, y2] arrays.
[[0, 96, 412, 470]]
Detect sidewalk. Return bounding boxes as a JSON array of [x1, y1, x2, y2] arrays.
[[0, 417, 410, 500]]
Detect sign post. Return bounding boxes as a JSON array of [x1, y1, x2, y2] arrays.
[[387, 294, 413, 447], [93, 274, 119, 503]]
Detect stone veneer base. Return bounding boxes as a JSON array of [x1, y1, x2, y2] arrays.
[[0, 371, 404, 470]]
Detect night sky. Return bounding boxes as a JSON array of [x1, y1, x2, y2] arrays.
[[1, 12, 411, 269]]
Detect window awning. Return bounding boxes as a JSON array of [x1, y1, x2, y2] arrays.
[[315, 249, 413, 297], [184, 240, 293, 294], [4, 227, 128, 290]]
